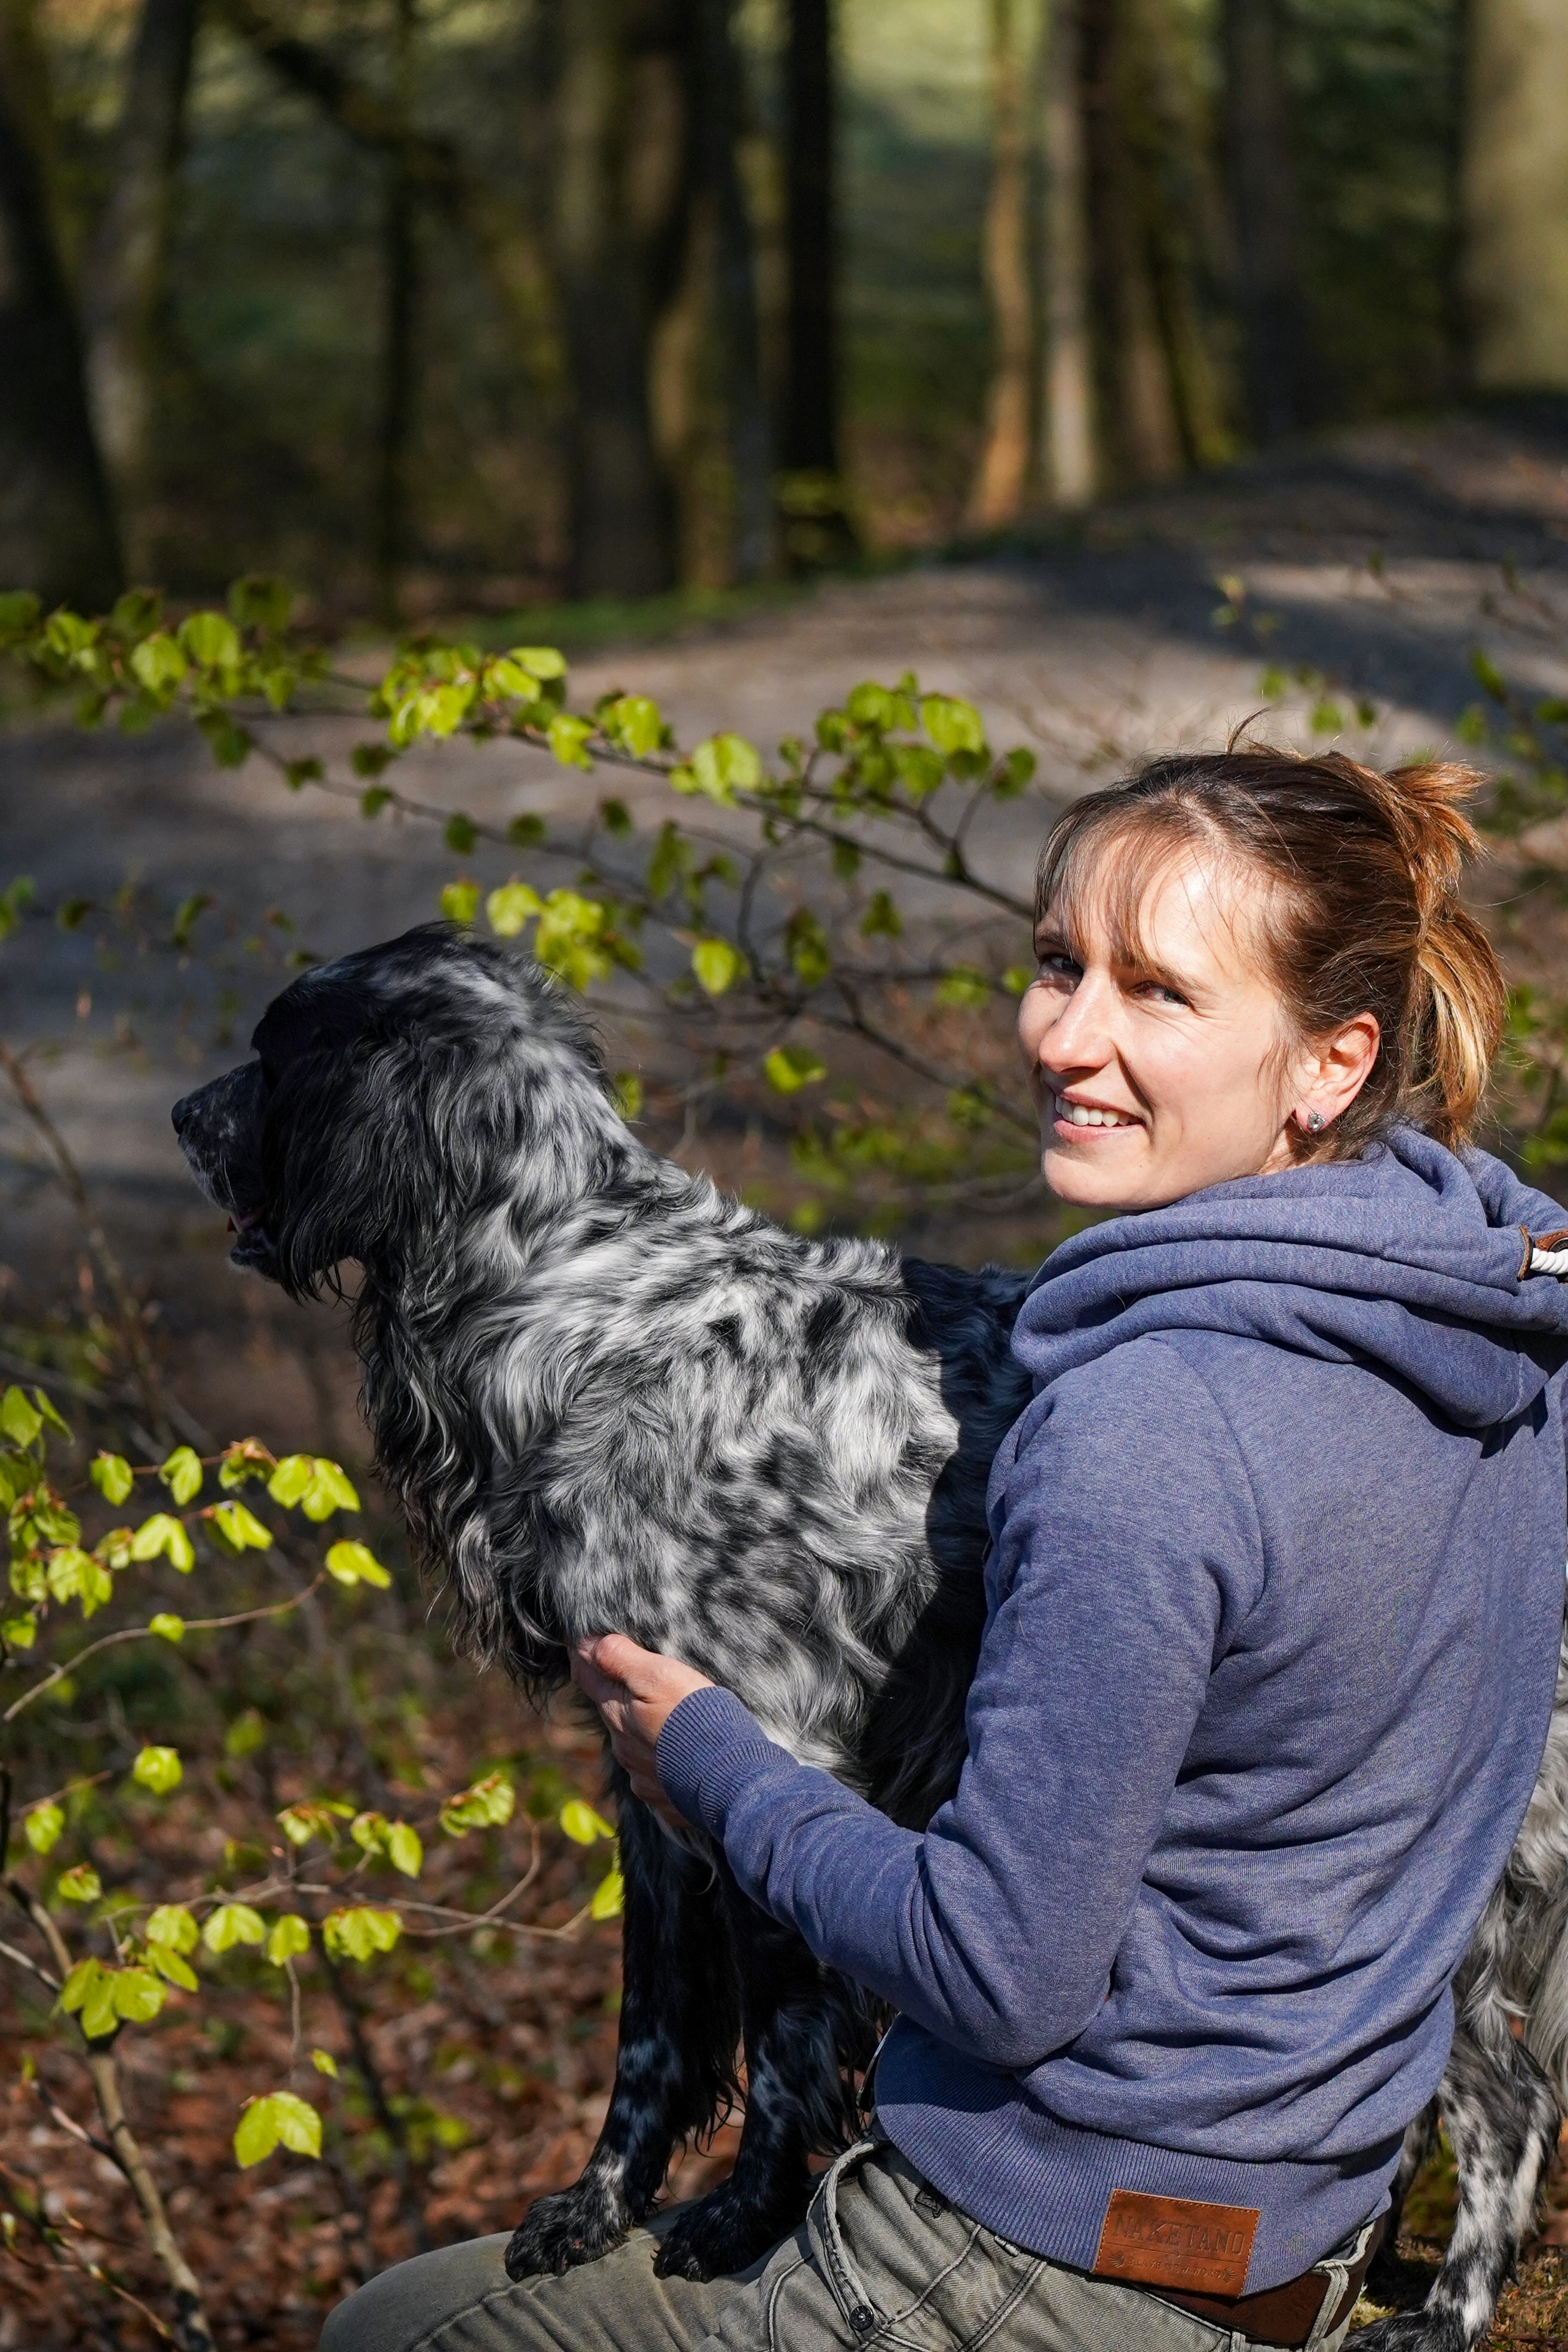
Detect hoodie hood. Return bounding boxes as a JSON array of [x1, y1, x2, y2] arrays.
[[1015, 1126, 1568, 1430]]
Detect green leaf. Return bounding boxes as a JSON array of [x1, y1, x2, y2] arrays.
[[148, 1612, 185, 1642], [1002, 964, 1034, 996], [227, 573, 295, 632], [283, 756, 323, 791], [311, 2047, 338, 2076], [324, 1539, 391, 1588], [1470, 648, 1508, 702], [691, 937, 743, 997], [59, 1956, 103, 2015], [605, 696, 662, 756], [559, 1798, 615, 1845], [486, 880, 543, 938], [506, 645, 566, 682], [146, 1904, 199, 1953], [611, 1071, 643, 1120], [128, 1514, 194, 1572], [234, 2090, 321, 2167], [112, 1967, 166, 2024], [265, 1454, 313, 1506], [2, 1610, 36, 1649], [276, 1799, 353, 1848], [387, 1821, 424, 1878], [764, 1045, 828, 1094], [128, 632, 188, 693], [179, 611, 241, 670], [0, 589, 42, 639], [1, 1386, 41, 1446], [56, 1864, 102, 1904], [439, 1771, 515, 1835], [32, 1388, 70, 1438], [148, 1943, 198, 1990], [131, 1745, 183, 1796], [440, 879, 480, 926], [81, 1969, 121, 2040], [203, 1902, 265, 1953], [920, 694, 987, 758], [993, 746, 1036, 797], [935, 966, 993, 1009], [224, 1708, 267, 1759], [444, 813, 477, 853], [547, 713, 595, 770], [160, 1446, 203, 1505], [45, 1548, 113, 1617], [785, 909, 831, 988], [321, 1906, 402, 1962], [677, 733, 762, 804], [91, 1452, 134, 1505], [859, 891, 902, 939], [507, 811, 547, 849], [590, 1864, 624, 1921], [266, 1913, 311, 1965], [210, 1500, 272, 1551], [24, 1800, 63, 1854]]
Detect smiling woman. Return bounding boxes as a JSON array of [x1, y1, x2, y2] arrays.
[[324, 745, 1568, 2352]]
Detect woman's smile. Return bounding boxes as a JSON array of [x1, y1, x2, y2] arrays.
[[1050, 1092, 1142, 1132]]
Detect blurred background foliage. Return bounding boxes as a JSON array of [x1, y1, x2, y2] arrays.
[[3, 0, 1559, 620]]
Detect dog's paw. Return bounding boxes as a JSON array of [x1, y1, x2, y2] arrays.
[[653, 2179, 803, 2283], [504, 2183, 633, 2280]]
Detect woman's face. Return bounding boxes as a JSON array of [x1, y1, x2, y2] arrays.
[[1018, 849, 1365, 1212]]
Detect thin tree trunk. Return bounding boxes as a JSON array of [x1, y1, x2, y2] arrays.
[[219, 0, 562, 399], [1040, 0, 1095, 507], [547, 0, 687, 598], [79, 0, 199, 561], [1082, 0, 1181, 485], [779, 0, 855, 564], [696, 0, 771, 581], [373, 0, 417, 623], [1126, 0, 1230, 468], [0, 12, 122, 603], [968, 0, 1032, 529], [1461, 0, 1568, 391], [1221, 0, 1312, 442]]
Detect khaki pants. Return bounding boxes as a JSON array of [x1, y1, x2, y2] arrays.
[[319, 2139, 1372, 2352]]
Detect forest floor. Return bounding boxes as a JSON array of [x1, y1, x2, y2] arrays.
[[5, 408, 1568, 2347]]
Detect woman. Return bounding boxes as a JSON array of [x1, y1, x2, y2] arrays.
[[324, 748, 1568, 2352]]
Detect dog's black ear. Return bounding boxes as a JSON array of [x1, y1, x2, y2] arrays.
[[265, 1028, 519, 1298]]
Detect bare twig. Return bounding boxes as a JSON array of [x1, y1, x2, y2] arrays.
[[3, 1576, 327, 1723], [0, 1039, 169, 1437], [8, 1888, 216, 2352]]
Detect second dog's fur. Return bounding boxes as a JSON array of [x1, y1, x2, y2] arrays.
[[172, 924, 1567, 2347]]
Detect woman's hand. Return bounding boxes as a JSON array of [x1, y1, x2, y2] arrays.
[[569, 1634, 713, 1831]]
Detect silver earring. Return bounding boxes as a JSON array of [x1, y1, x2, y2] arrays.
[[1306, 1109, 1326, 1134]]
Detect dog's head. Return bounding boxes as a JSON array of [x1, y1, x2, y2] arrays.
[[172, 924, 620, 1296]]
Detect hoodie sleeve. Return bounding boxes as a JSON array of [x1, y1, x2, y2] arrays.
[[656, 1338, 1264, 2071], [1463, 1146, 1568, 1242]]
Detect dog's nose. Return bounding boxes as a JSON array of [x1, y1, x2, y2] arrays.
[[171, 1094, 192, 1136]]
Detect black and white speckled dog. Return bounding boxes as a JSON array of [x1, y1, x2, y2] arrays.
[[172, 924, 1568, 2351]]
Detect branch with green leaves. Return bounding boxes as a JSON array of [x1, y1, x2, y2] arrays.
[[0, 576, 1054, 1212], [1, 1380, 621, 2341]]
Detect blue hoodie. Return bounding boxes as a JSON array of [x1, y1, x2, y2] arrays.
[[658, 1130, 1568, 2292]]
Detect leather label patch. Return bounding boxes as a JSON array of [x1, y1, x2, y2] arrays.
[[1092, 2190, 1258, 2298]]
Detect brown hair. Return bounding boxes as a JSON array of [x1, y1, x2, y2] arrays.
[[1033, 746, 1506, 1156]]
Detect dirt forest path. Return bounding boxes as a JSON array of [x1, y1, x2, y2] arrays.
[[2, 411, 1567, 1440]]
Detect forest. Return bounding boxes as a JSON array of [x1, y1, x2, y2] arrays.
[[3, 1, 1568, 2347]]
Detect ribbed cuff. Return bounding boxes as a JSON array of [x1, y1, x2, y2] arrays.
[[656, 1685, 782, 1836]]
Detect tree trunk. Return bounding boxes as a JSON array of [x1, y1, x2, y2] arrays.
[[1462, 0, 1568, 391], [79, 0, 199, 559], [696, 0, 771, 580], [1221, 0, 1312, 442], [546, 0, 688, 599], [1082, 0, 1182, 485], [968, 0, 1032, 530], [1125, 0, 1230, 468], [779, 0, 855, 565], [0, 16, 123, 602], [373, 0, 417, 622], [1039, 0, 1095, 507]]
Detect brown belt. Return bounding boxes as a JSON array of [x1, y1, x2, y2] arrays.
[[1104, 2209, 1386, 2349]]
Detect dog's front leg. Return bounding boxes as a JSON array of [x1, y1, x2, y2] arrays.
[[653, 1896, 861, 2282], [506, 1785, 741, 2279]]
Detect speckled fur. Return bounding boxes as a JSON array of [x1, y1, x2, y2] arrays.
[[173, 924, 1568, 2332]]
